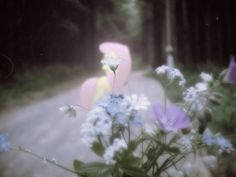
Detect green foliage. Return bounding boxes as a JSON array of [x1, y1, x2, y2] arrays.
[[91, 141, 105, 157], [121, 166, 146, 177], [74, 161, 113, 177], [208, 82, 236, 156], [96, 0, 141, 43], [73, 122, 190, 177], [0, 65, 84, 112], [145, 71, 183, 102]]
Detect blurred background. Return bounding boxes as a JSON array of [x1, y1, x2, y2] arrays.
[[1, 0, 236, 109], [0, 0, 236, 176], [1, 0, 236, 77]]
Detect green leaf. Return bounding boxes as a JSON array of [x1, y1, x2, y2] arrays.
[[128, 140, 138, 152], [91, 142, 105, 157], [121, 166, 147, 177], [161, 144, 180, 154], [221, 82, 236, 90], [95, 167, 113, 177], [78, 162, 109, 174], [73, 160, 86, 177], [73, 160, 85, 171], [118, 153, 141, 166], [109, 131, 121, 144]]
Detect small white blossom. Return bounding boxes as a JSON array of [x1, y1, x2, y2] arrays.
[[81, 123, 97, 146], [182, 162, 197, 176], [179, 137, 192, 153], [59, 105, 77, 118], [202, 155, 217, 169], [155, 65, 169, 74], [101, 52, 120, 72], [195, 82, 208, 91], [167, 168, 184, 177], [81, 107, 112, 147], [143, 123, 156, 135], [51, 158, 58, 164], [155, 65, 186, 86], [103, 138, 127, 164], [200, 72, 213, 82], [125, 94, 150, 111], [183, 82, 209, 113]]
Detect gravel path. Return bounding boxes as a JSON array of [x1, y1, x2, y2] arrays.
[[0, 71, 164, 177]]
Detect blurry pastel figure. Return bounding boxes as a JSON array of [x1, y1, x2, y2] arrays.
[[224, 55, 236, 84], [79, 77, 97, 110], [93, 76, 111, 102], [79, 42, 132, 111], [99, 42, 132, 91], [79, 76, 111, 110]]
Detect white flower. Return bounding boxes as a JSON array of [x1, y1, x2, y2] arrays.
[[202, 155, 217, 169], [143, 123, 156, 135], [101, 52, 120, 72], [167, 168, 184, 177], [195, 82, 208, 91], [200, 72, 213, 82], [155, 65, 186, 86], [59, 105, 76, 118], [155, 65, 169, 74], [103, 138, 127, 164], [81, 107, 112, 147], [81, 123, 97, 146], [179, 137, 192, 153], [125, 94, 150, 111], [182, 162, 197, 176], [183, 82, 209, 113]]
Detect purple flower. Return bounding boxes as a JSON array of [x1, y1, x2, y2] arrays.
[[225, 56, 236, 84], [153, 103, 190, 132]]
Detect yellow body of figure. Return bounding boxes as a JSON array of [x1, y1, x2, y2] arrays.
[[93, 76, 111, 102]]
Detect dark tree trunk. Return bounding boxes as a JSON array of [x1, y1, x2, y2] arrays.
[[140, 1, 153, 65], [181, 0, 191, 66], [152, 0, 164, 67], [79, 0, 97, 71]]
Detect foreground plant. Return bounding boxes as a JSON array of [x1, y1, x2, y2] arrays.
[[1, 44, 235, 177]]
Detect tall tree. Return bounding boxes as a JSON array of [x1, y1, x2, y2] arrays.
[[152, 0, 165, 67]]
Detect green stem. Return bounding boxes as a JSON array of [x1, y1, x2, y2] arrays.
[[112, 71, 116, 92], [12, 146, 79, 175], [164, 90, 167, 113], [163, 82, 171, 113], [120, 131, 127, 144], [127, 122, 131, 142]]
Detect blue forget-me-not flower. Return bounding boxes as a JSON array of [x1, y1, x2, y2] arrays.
[[0, 133, 10, 153]]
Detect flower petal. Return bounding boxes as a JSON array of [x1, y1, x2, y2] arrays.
[[167, 104, 190, 130], [153, 103, 165, 129]]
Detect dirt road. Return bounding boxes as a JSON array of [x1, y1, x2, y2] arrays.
[[0, 71, 164, 177]]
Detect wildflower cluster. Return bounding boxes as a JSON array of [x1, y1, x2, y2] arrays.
[[103, 138, 127, 164], [202, 129, 234, 153], [1, 44, 236, 177], [72, 64, 235, 177], [81, 92, 149, 165], [183, 82, 209, 113], [155, 65, 186, 86]]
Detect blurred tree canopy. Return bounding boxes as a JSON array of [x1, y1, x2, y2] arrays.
[[0, 0, 236, 82], [140, 0, 236, 68]]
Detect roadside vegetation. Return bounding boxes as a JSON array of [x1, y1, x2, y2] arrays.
[[0, 65, 85, 112]]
